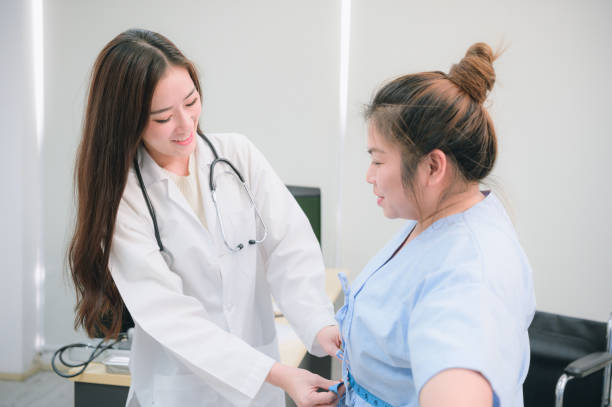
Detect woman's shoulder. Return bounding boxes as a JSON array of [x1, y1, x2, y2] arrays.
[[417, 194, 526, 279], [460, 192, 528, 265], [432, 192, 521, 253], [417, 221, 484, 284], [117, 171, 151, 223], [118, 148, 163, 226], [421, 193, 533, 302]]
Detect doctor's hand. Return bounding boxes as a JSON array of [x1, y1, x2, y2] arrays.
[[316, 325, 342, 359], [266, 363, 339, 407]]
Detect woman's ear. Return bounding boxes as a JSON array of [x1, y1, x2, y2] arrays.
[[424, 149, 447, 186]]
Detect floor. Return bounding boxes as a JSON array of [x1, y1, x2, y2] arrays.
[[0, 371, 73, 407]]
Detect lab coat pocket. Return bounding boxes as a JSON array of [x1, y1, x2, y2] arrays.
[[225, 205, 256, 240], [152, 373, 218, 406]]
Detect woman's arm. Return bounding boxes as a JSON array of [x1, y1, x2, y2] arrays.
[[419, 368, 493, 407], [234, 134, 337, 355], [113, 163, 339, 407], [110, 193, 277, 406]]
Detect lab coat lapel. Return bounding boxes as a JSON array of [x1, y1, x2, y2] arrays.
[[137, 143, 217, 248], [137, 144, 168, 188], [137, 145, 197, 226]]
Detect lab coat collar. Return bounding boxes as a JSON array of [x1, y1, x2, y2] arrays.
[[193, 133, 217, 179], [135, 135, 216, 188], [135, 136, 221, 248], [136, 144, 170, 188], [134, 139, 206, 228]]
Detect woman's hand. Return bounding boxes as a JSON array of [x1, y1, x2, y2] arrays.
[[316, 325, 342, 359], [266, 363, 339, 407]]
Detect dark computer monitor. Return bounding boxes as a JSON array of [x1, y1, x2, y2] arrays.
[[286, 185, 321, 245]]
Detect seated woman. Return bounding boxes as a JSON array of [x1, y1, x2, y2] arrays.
[[333, 43, 536, 407]]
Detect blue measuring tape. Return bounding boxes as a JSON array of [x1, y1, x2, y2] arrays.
[[328, 381, 344, 395], [347, 371, 394, 407], [328, 372, 394, 407]]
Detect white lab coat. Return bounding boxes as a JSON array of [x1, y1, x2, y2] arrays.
[[109, 133, 336, 407]]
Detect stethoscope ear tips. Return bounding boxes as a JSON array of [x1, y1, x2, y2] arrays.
[[248, 240, 256, 245], [237, 243, 244, 250]]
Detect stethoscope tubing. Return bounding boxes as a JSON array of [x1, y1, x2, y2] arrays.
[[133, 155, 165, 252], [133, 131, 267, 256]]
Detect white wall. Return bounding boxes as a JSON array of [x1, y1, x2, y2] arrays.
[[42, 0, 341, 346], [340, 0, 612, 322], [0, 0, 40, 375], [5, 0, 609, 363]]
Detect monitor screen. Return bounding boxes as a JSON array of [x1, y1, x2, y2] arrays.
[[286, 185, 321, 245]]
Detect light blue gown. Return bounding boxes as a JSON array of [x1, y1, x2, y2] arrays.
[[335, 192, 536, 407]]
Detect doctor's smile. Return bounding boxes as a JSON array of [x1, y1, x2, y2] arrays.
[[171, 131, 194, 145]]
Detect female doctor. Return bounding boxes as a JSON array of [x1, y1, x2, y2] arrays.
[[68, 29, 341, 407]]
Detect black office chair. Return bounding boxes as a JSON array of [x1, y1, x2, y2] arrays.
[[524, 311, 612, 407]]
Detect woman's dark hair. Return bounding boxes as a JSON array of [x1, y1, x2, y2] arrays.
[[366, 42, 499, 189], [69, 29, 203, 338]]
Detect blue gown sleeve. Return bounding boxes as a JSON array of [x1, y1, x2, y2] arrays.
[[408, 269, 527, 406]]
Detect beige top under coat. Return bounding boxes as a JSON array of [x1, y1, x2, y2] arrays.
[[162, 152, 207, 230]]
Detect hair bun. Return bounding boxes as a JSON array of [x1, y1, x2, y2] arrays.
[[448, 42, 497, 104]]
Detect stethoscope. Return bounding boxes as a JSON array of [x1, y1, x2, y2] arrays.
[[133, 131, 268, 262]]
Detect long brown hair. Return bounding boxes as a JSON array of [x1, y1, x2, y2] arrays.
[[69, 29, 203, 338], [366, 42, 500, 190]]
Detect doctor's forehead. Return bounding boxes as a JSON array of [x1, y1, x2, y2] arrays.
[[150, 66, 196, 112]]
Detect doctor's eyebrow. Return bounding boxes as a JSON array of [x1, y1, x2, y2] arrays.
[[150, 88, 197, 115]]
